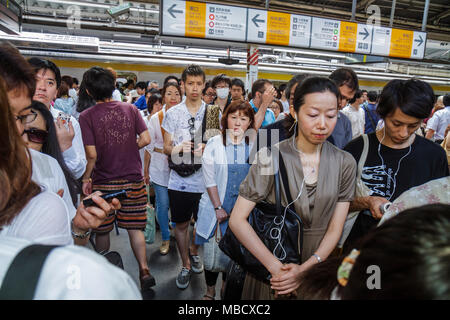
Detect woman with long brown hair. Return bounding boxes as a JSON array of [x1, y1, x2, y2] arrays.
[[0, 77, 41, 228], [196, 100, 256, 300], [0, 76, 118, 245], [0, 76, 75, 244]]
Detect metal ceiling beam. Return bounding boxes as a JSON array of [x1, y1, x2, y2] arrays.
[[432, 9, 450, 25], [356, 0, 376, 10]]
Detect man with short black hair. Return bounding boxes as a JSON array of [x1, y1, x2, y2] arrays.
[[343, 79, 449, 248], [162, 64, 217, 289], [28, 57, 87, 180], [250, 79, 277, 129], [342, 89, 365, 139], [328, 67, 357, 149], [231, 78, 245, 101], [134, 81, 148, 110], [363, 91, 380, 134], [79, 66, 154, 291]]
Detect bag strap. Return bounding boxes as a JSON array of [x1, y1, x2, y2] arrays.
[[270, 147, 282, 216], [158, 110, 166, 138], [0, 244, 58, 300], [363, 106, 376, 131], [278, 153, 293, 204], [357, 134, 369, 180]]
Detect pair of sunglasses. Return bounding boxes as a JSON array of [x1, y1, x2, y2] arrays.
[[23, 128, 48, 144]]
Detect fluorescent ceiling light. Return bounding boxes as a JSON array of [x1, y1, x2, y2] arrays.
[[36, 0, 159, 14]]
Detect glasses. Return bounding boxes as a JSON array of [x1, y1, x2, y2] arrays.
[[204, 93, 216, 97], [15, 110, 37, 124], [188, 117, 196, 137], [23, 127, 48, 144]]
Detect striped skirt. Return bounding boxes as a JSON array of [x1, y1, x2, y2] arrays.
[[92, 179, 147, 234]]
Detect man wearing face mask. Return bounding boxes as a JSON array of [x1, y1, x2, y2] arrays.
[[211, 74, 232, 115]]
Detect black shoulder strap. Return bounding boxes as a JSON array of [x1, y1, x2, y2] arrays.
[[278, 153, 293, 204], [363, 105, 376, 130], [0, 244, 58, 300]]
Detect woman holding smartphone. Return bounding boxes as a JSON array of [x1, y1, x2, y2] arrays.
[[229, 77, 357, 299]]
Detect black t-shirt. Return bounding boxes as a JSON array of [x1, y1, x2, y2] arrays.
[[344, 132, 449, 201]]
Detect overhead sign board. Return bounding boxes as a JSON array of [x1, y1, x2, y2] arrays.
[[161, 0, 427, 60]]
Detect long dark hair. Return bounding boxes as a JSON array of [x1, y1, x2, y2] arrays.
[[297, 204, 450, 300], [0, 78, 41, 228], [30, 101, 80, 206], [76, 73, 96, 113]]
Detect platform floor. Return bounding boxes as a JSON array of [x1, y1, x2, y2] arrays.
[[87, 225, 223, 300]]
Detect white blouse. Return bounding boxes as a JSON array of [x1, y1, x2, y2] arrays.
[[146, 108, 170, 187], [0, 191, 73, 246]]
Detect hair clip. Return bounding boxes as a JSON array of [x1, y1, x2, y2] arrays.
[[337, 248, 360, 287]]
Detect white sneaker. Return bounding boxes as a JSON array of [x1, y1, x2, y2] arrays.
[[176, 267, 191, 289]]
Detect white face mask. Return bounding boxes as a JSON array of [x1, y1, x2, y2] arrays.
[[216, 88, 229, 99]]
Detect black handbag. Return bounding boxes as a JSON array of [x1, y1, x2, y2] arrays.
[[219, 154, 304, 283]]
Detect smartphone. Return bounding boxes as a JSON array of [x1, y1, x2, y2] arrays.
[[83, 190, 127, 208], [57, 111, 71, 130]]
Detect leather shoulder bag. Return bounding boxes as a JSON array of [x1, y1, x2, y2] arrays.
[[219, 151, 304, 283]]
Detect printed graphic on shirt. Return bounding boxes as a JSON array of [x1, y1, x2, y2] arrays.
[[99, 108, 132, 146], [361, 164, 395, 199]]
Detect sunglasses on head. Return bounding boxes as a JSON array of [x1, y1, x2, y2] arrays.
[[23, 127, 48, 144]]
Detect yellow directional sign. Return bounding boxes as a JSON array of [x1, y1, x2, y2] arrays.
[[185, 1, 205, 38], [266, 11, 290, 46], [339, 21, 358, 53], [389, 28, 414, 59]]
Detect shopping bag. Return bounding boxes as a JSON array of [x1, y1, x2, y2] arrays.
[[203, 223, 230, 273], [144, 184, 156, 244]]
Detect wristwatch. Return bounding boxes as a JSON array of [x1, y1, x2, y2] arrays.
[[214, 205, 223, 211], [71, 221, 92, 239]]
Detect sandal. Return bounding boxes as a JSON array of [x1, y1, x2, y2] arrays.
[[202, 294, 215, 300]]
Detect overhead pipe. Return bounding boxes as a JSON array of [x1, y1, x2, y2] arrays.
[[422, 0, 430, 31], [389, 0, 396, 27]]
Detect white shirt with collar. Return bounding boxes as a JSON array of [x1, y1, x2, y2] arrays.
[[50, 106, 87, 179], [0, 236, 142, 299]]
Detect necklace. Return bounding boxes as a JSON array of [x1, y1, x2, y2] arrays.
[[292, 136, 321, 176]]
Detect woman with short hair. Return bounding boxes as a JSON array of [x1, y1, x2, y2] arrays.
[[196, 100, 256, 300]]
